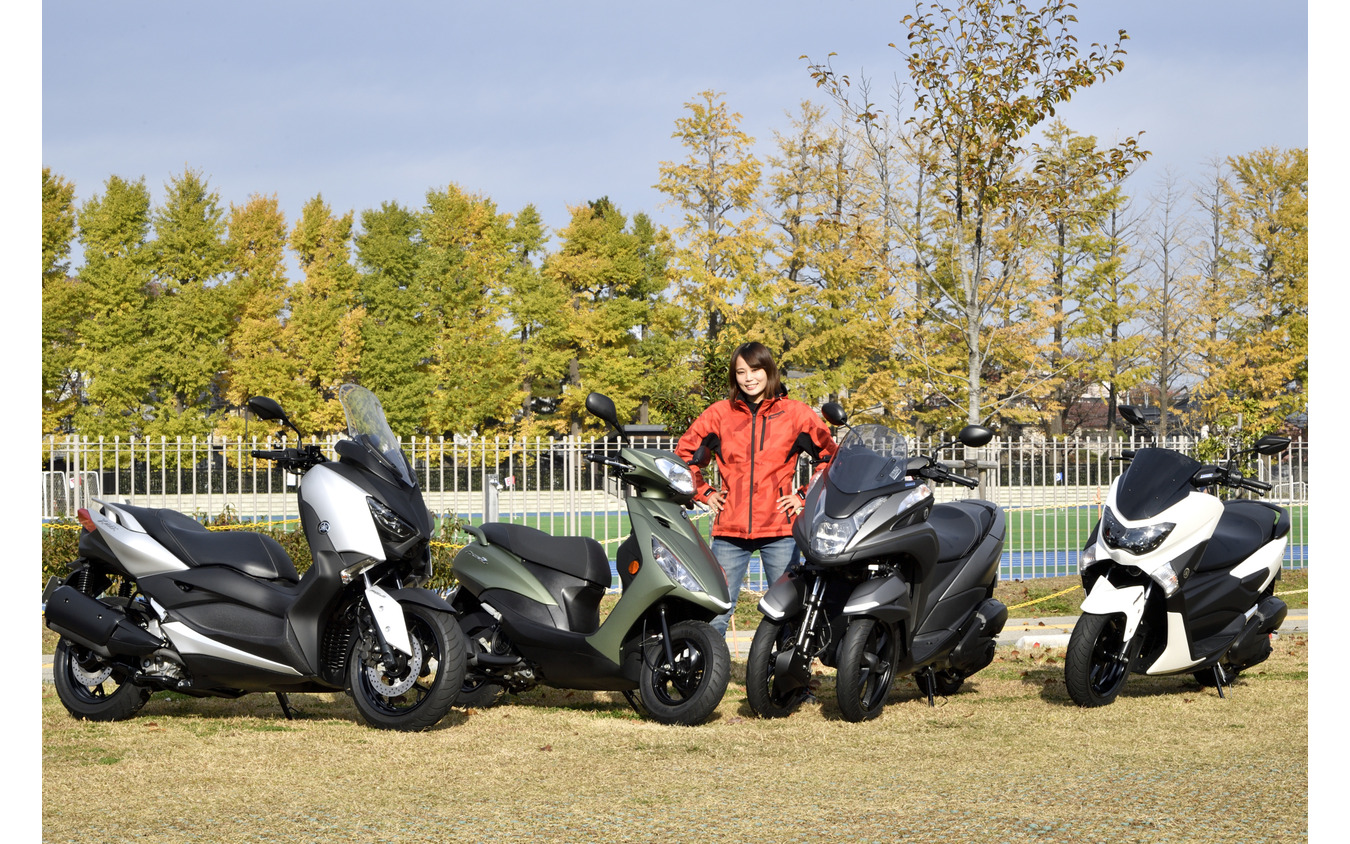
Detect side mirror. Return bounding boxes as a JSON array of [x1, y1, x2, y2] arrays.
[[1118, 405, 1149, 428], [247, 396, 286, 422], [585, 392, 621, 432], [958, 425, 994, 448], [821, 402, 848, 427], [1253, 435, 1291, 456]]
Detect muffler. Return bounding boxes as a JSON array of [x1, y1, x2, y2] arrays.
[[44, 585, 163, 658]]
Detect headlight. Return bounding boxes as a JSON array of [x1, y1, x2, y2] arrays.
[[1100, 509, 1174, 555], [368, 497, 416, 541], [810, 495, 890, 557], [651, 536, 703, 594], [654, 457, 695, 495]]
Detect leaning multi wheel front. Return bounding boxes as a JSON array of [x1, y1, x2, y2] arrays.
[[834, 618, 899, 722]]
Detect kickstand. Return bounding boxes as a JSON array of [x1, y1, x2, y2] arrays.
[[276, 692, 297, 720], [922, 668, 937, 708], [622, 689, 648, 718], [1211, 665, 1227, 699]]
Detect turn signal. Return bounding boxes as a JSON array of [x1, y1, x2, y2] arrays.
[[76, 508, 96, 533], [628, 559, 640, 575]]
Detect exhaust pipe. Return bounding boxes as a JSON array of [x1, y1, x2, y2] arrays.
[[45, 585, 163, 658]]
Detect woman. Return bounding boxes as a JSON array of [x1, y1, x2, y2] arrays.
[[675, 342, 838, 635]]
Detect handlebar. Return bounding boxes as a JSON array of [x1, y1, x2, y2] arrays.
[[251, 445, 327, 471], [584, 452, 632, 472]]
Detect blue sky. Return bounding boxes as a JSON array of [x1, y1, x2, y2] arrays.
[[37, 1, 1310, 247]]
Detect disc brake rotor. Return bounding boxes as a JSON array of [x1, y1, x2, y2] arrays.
[[364, 637, 424, 697], [71, 655, 113, 687]]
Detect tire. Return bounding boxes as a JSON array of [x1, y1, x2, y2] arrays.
[[745, 618, 812, 718], [457, 674, 506, 709], [914, 668, 965, 698], [638, 620, 729, 726], [348, 603, 466, 731], [835, 618, 900, 722], [1065, 612, 1133, 707], [52, 638, 150, 722], [1194, 663, 1240, 688]]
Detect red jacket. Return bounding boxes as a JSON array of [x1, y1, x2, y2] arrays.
[[675, 392, 838, 540]]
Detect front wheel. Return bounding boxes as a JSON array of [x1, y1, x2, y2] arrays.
[[1065, 612, 1133, 707], [638, 620, 729, 726], [348, 603, 466, 731], [52, 638, 151, 722], [835, 618, 900, 722], [745, 618, 812, 718]]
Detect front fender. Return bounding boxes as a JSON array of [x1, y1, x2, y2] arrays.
[[758, 573, 807, 622], [842, 574, 911, 625], [1080, 579, 1148, 643], [385, 587, 456, 615]]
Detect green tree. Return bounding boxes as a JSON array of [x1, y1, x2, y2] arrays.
[[542, 198, 676, 435], [218, 194, 295, 438], [70, 175, 155, 439], [1193, 147, 1308, 440], [355, 200, 433, 433], [807, 0, 1146, 425], [655, 90, 768, 349], [287, 194, 366, 434], [418, 184, 522, 436], [142, 168, 232, 439], [42, 168, 82, 433]]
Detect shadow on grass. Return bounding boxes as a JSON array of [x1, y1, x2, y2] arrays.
[[113, 688, 473, 731]]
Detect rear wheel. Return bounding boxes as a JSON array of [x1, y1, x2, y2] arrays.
[[638, 620, 729, 726], [52, 638, 150, 722], [745, 618, 813, 718], [348, 603, 465, 731], [835, 618, 899, 722], [1065, 612, 1133, 707]]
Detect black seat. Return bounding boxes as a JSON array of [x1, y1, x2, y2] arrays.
[[480, 522, 611, 586], [1194, 500, 1289, 573], [928, 501, 996, 562], [117, 504, 299, 582]]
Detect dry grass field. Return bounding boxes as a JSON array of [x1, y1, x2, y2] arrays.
[[42, 630, 1308, 843]]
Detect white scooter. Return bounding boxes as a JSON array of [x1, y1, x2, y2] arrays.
[[1065, 406, 1291, 707]]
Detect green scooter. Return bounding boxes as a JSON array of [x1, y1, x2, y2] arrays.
[[448, 393, 732, 725]]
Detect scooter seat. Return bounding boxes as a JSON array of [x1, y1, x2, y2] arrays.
[[929, 501, 996, 562], [480, 523, 611, 587], [117, 505, 300, 582], [1194, 500, 1289, 573]]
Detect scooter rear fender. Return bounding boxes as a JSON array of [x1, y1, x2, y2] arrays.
[[1081, 577, 1148, 642]]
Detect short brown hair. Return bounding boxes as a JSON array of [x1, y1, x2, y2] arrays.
[[726, 342, 786, 403]]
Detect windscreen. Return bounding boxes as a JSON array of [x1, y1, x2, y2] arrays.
[[1113, 447, 1202, 520], [338, 384, 415, 487], [828, 423, 912, 494]]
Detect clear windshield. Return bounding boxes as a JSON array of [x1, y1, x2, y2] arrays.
[[828, 423, 912, 494], [338, 384, 415, 486]]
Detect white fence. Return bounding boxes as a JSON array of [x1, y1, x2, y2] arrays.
[[42, 432, 1309, 582]]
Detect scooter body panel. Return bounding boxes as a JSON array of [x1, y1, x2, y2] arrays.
[[297, 464, 384, 559]]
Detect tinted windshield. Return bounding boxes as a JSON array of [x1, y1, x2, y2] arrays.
[[828, 423, 912, 494], [338, 384, 415, 487], [1113, 447, 1202, 520]]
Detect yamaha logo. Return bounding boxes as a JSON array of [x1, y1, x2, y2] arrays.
[[318, 520, 330, 535]]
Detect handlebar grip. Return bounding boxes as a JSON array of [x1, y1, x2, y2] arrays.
[[1244, 478, 1272, 493], [252, 449, 287, 460], [949, 474, 979, 489]]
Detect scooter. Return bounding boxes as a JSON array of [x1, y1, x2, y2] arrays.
[[42, 385, 466, 731], [1065, 405, 1291, 707], [746, 403, 1008, 722], [448, 393, 732, 726]]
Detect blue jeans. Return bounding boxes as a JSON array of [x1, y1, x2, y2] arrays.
[[710, 536, 800, 635]]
